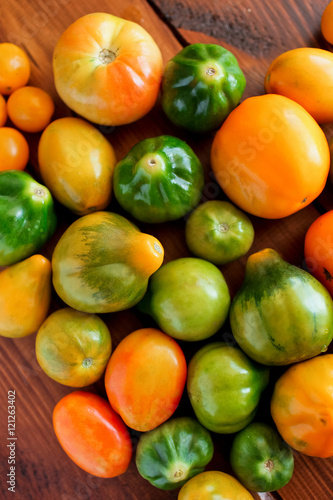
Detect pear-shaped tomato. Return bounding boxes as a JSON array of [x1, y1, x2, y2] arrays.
[[36, 308, 112, 387], [0, 254, 51, 338], [0, 170, 57, 266], [38, 117, 116, 215], [230, 249, 333, 365], [105, 328, 187, 432], [52, 211, 164, 313]]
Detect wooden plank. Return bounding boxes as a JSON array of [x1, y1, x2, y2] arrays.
[[0, 1, 330, 500]]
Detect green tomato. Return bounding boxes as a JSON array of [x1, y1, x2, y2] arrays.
[[162, 43, 246, 134], [138, 257, 230, 341], [113, 135, 204, 223], [136, 417, 213, 490], [187, 342, 269, 433], [0, 170, 57, 266], [185, 201, 254, 265], [230, 422, 294, 492]]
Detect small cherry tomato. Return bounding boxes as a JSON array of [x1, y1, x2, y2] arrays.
[[304, 210, 333, 297], [0, 95, 7, 127], [0, 127, 29, 171], [322, 1, 333, 44], [7, 86, 54, 132], [0, 43, 30, 95], [53, 391, 132, 477]]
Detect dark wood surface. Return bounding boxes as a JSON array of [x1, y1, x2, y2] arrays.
[[0, 0, 333, 499]]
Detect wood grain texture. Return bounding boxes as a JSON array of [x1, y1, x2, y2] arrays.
[[0, 0, 332, 499]]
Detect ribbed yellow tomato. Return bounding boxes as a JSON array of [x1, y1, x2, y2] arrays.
[[53, 13, 163, 126]]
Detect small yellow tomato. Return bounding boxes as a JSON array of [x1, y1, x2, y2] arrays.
[[0, 127, 29, 171], [0, 43, 30, 95], [7, 86, 54, 132], [178, 471, 253, 500], [322, 1, 333, 44]]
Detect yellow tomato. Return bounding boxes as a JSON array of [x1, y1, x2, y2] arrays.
[[178, 471, 253, 500], [7, 86, 54, 132], [265, 48, 333, 123], [38, 117, 116, 215], [0, 43, 30, 95], [53, 13, 163, 126], [322, 1, 333, 44], [0, 127, 29, 171], [36, 308, 112, 387]]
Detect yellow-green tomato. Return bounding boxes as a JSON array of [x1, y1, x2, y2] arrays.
[[38, 117, 116, 215], [185, 201, 254, 265], [36, 308, 112, 387], [178, 471, 253, 500]]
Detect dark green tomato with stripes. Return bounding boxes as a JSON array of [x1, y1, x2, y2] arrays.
[[162, 43, 246, 134], [230, 422, 294, 492], [0, 170, 57, 266], [113, 135, 204, 223], [136, 417, 214, 490]]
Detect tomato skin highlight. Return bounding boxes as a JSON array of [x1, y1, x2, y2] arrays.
[[105, 328, 187, 432], [53, 391, 132, 477]]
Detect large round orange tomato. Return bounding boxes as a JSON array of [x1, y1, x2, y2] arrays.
[[53, 13, 163, 126], [304, 211, 333, 296], [0, 127, 29, 171], [271, 354, 333, 458], [105, 328, 187, 431], [0, 43, 30, 95], [265, 48, 333, 123], [7, 86, 54, 132], [322, 1, 333, 44], [53, 391, 132, 477], [211, 94, 330, 219]]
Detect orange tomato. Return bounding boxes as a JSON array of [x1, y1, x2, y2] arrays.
[[0, 127, 29, 171], [265, 48, 333, 123], [322, 1, 333, 44], [211, 94, 330, 219], [7, 86, 54, 132], [0, 43, 30, 95], [271, 354, 333, 458], [0, 95, 7, 127], [53, 391, 132, 477], [53, 13, 163, 126], [304, 211, 333, 296], [105, 328, 187, 431]]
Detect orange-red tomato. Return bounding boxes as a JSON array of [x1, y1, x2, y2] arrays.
[[322, 1, 333, 44], [211, 94, 330, 219], [304, 210, 333, 296], [105, 328, 187, 431], [271, 354, 333, 458], [0, 43, 30, 95], [7, 86, 54, 132], [0, 127, 29, 171], [53, 13, 163, 126], [0, 95, 7, 127], [53, 391, 132, 477]]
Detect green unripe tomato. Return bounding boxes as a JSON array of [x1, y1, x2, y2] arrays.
[[113, 135, 204, 223], [136, 417, 213, 490], [187, 342, 269, 433], [230, 422, 294, 492], [162, 43, 246, 134], [185, 201, 254, 265], [138, 257, 230, 341]]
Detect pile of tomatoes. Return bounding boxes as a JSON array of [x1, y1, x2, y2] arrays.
[[1, 3, 333, 499]]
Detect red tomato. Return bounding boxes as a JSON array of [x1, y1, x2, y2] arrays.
[[105, 328, 187, 431], [0, 43, 30, 95], [0, 127, 29, 171], [7, 86, 54, 132], [53, 391, 132, 478]]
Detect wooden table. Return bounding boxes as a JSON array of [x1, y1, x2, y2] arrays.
[[0, 0, 333, 499]]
